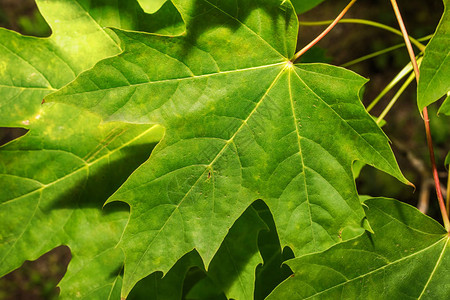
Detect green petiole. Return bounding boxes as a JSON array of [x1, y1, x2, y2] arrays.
[[376, 71, 416, 124], [342, 35, 431, 67], [299, 18, 426, 51]]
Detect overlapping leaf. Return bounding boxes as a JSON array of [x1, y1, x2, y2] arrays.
[[0, 102, 163, 297], [190, 206, 267, 300], [48, 0, 409, 296], [182, 202, 294, 300], [267, 198, 450, 299], [129, 205, 266, 300], [128, 250, 203, 300], [0, 0, 183, 127], [418, 0, 449, 112], [253, 201, 293, 300]]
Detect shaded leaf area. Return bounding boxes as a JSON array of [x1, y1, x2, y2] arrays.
[[194, 205, 266, 300], [49, 0, 408, 296], [129, 201, 293, 300], [418, 0, 449, 111], [130, 205, 266, 300], [253, 200, 294, 300], [0, 0, 183, 127], [187, 202, 293, 300], [129, 251, 203, 300], [185, 276, 227, 300], [290, 0, 325, 14], [268, 198, 450, 299], [0, 103, 163, 298], [189, 202, 294, 300]]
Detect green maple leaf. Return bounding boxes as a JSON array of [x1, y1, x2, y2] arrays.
[[57, 208, 126, 299], [0, 103, 164, 297], [186, 201, 294, 300], [417, 0, 450, 112], [192, 206, 267, 299], [48, 0, 409, 296], [267, 198, 450, 299], [181, 202, 293, 300], [129, 205, 266, 300], [0, 0, 183, 127]]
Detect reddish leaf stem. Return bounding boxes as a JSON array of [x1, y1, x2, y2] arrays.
[[423, 108, 450, 230], [390, 0, 450, 231], [291, 0, 357, 62], [389, 0, 421, 79]]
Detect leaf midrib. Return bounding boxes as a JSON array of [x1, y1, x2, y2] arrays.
[[287, 68, 316, 249], [418, 237, 449, 299], [123, 64, 288, 288], [0, 125, 159, 206], [54, 62, 286, 96]]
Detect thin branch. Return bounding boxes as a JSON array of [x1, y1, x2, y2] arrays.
[[291, 0, 358, 62], [299, 19, 426, 51], [342, 43, 405, 67], [376, 71, 416, 123], [390, 0, 450, 231], [367, 62, 414, 112], [342, 35, 431, 67], [389, 1, 421, 79]]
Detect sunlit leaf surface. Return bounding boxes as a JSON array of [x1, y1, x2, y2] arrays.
[[49, 0, 408, 296]]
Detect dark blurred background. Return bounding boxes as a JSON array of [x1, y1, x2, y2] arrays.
[[299, 0, 448, 224], [0, 0, 448, 299]]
